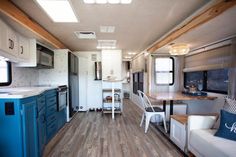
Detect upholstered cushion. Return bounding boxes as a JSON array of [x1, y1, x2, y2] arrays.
[[145, 107, 163, 112], [215, 110, 236, 141], [223, 97, 236, 114], [189, 129, 236, 157]]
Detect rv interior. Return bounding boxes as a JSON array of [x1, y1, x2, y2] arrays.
[[0, 0, 236, 157]]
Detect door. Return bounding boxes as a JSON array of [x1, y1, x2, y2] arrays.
[[79, 57, 88, 111], [21, 98, 38, 157]]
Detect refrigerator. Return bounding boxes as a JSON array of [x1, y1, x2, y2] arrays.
[[68, 52, 79, 118]]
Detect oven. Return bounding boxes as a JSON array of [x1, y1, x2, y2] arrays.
[[57, 85, 68, 111]]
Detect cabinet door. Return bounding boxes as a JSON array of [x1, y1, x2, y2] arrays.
[[7, 27, 18, 56], [18, 35, 29, 60], [38, 109, 46, 156], [0, 19, 9, 52], [170, 119, 186, 151], [21, 99, 39, 157]]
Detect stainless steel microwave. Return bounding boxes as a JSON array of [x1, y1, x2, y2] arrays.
[[37, 44, 54, 68]]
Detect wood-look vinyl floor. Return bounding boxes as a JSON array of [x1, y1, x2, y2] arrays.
[[43, 99, 183, 157]]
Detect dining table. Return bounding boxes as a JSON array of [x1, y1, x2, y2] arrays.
[[147, 92, 217, 133]]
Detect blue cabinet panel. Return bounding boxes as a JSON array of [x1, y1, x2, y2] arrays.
[[57, 108, 67, 130], [37, 108, 46, 157], [0, 99, 23, 157], [21, 97, 38, 157]]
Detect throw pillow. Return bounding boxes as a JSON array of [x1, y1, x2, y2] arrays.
[[215, 110, 236, 141], [223, 96, 236, 114]]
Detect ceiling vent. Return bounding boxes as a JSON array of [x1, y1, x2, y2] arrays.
[[97, 40, 117, 49], [75, 31, 96, 39]]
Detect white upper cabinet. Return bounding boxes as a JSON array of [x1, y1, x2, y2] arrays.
[[0, 19, 9, 53], [6, 27, 18, 56], [0, 18, 31, 62], [18, 35, 29, 60]]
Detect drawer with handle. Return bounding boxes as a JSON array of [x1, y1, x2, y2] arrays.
[[46, 104, 57, 116], [46, 112, 57, 125], [46, 121, 58, 142], [46, 96, 57, 107]]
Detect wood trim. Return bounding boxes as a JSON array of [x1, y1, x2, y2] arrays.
[[147, 0, 236, 53], [0, 0, 66, 49]]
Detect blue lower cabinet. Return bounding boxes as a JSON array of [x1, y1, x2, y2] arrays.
[[0, 89, 67, 157], [0, 97, 38, 157], [45, 89, 58, 143]]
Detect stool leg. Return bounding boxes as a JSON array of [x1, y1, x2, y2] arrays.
[[162, 113, 167, 133], [140, 113, 144, 127], [145, 114, 152, 133]]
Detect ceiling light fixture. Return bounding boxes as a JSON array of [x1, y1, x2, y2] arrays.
[[169, 43, 190, 55], [124, 56, 132, 59], [83, 0, 95, 4], [83, 0, 132, 4], [128, 52, 136, 55], [36, 0, 78, 22], [97, 40, 117, 49]]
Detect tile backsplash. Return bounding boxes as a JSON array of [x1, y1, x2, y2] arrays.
[[1, 63, 39, 88]]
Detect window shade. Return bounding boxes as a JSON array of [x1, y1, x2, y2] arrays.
[[183, 44, 236, 72]]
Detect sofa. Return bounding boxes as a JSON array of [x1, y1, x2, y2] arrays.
[[188, 115, 236, 157]]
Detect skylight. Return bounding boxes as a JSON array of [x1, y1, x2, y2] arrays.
[[36, 0, 78, 23], [83, 0, 132, 4]]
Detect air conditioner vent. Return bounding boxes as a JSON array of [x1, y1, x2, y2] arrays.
[[75, 31, 96, 39]]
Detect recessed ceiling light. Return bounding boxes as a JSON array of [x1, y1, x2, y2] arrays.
[[97, 40, 117, 49], [128, 52, 136, 55], [83, 0, 132, 4], [124, 56, 132, 59], [108, 0, 119, 4], [36, 0, 78, 23], [121, 0, 132, 4], [100, 26, 115, 33], [83, 0, 95, 4], [96, 0, 107, 4]]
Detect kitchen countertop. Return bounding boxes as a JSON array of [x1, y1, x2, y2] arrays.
[[0, 87, 57, 99]]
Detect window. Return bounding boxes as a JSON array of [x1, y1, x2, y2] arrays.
[[133, 72, 143, 94], [207, 69, 228, 93], [154, 57, 174, 85], [184, 69, 228, 94], [0, 59, 12, 86]]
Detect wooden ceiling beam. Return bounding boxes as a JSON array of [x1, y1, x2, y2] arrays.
[[0, 0, 66, 49], [147, 0, 236, 53]]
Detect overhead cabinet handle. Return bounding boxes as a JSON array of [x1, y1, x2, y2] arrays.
[[20, 46, 24, 54], [8, 39, 12, 49]]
